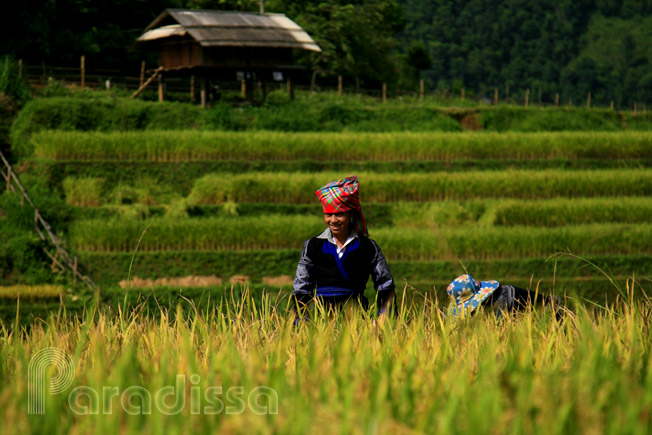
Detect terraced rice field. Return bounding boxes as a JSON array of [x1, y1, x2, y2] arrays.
[[18, 130, 652, 303]]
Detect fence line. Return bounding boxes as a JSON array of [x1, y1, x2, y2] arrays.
[[17, 60, 649, 111], [0, 151, 99, 292]]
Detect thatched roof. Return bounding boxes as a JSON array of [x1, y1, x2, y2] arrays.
[[136, 9, 322, 52]]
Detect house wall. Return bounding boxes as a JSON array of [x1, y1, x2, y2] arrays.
[[158, 38, 293, 70]]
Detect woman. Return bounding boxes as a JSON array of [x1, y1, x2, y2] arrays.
[[446, 274, 562, 319], [292, 175, 395, 323]]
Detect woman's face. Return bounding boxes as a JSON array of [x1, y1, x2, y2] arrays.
[[324, 211, 352, 238]]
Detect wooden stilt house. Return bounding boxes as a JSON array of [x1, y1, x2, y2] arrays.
[[135, 9, 321, 103]]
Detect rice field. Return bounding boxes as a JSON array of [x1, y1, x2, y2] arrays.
[[15, 129, 651, 297], [68, 217, 652, 260], [7, 119, 652, 433], [185, 170, 652, 204], [2, 291, 652, 433], [0, 285, 63, 298], [30, 130, 652, 161]]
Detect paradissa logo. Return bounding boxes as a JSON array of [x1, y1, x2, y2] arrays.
[[68, 375, 278, 416], [28, 347, 278, 416]]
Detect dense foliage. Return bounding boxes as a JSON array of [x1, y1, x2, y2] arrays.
[[398, 0, 652, 106], [4, 1, 652, 105]]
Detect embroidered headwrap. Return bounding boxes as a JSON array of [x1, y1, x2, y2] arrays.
[[315, 175, 368, 236]]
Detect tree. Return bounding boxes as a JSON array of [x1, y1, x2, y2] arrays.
[[266, 0, 404, 89], [407, 40, 432, 79]]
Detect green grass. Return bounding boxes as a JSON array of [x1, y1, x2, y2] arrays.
[[186, 170, 652, 204], [30, 130, 652, 161], [68, 216, 652, 260], [63, 197, 652, 229]]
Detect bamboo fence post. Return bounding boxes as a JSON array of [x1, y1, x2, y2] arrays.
[[310, 70, 317, 92], [18, 59, 22, 77], [525, 88, 530, 108], [461, 87, 465, 100], [505, 83, 509, 102], [382, 82, 387, 103], [287, 77, 294, 100], [201, 77, 207, 107], [419, 79, 424, 100], [555, 93, 559, 106], [140, 61, 145, 87], [494, 88, 498, 105], [158, 73, 164, 102], [131, 67, 163, 98], [338, 75, 343, 96], [241, 79, 246, 99], [190, 76, 195, 101], [587, 91, 591, 108], [610, 101, 614, 110], [634, 102, 637, 113], [80, 55, 85, 88]]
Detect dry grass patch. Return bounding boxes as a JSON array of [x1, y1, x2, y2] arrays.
[[118, 275, 223, 289]]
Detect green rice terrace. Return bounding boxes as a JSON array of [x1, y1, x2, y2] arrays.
[[2, 93, 652, 321]]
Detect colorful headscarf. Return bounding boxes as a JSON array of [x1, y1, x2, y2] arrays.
[[315, 175, 368, 236]]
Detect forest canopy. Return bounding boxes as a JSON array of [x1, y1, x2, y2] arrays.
[[2, 0, 652, 106]]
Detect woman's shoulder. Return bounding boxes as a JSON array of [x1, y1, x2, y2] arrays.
[[303, 234, 326, 250], [357, 234, 381, 251]]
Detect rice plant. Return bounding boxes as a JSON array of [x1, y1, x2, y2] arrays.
[[186, 170, 652, 204], [30, 130, 652, 162], [68, 217, 652, 260], [1, 284, 651, 433]]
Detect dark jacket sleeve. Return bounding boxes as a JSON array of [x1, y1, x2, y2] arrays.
[[292, 239, 315, 309], [369, 239, 396, 314], [369, 239, 395, 293]]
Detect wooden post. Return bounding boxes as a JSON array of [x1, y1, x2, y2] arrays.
[[382, 82, 387, 103], [419, 79, 424, 100], [505, 83, 509, 102], [130, 67, 163, 99], [494, 88, 498, 105], [634, 102, 637, 113], [610, 101, 614, 110], [241, 79, 246, 99], [200, 77, 207, 108], [140, 61, 146, 88], [80, 55, 85, 88], [18, 59, 22, 78], [158, 73, 164, 102], [587, 91, 591, 108], [287, 77, 294, 100], [190, 76, 195, 101], [461, 88, 465, 100], [524, 88, 529, 108], [310, 70, 317, 93], [555, 93, 559, 106], [338, 75, 343, 96]]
